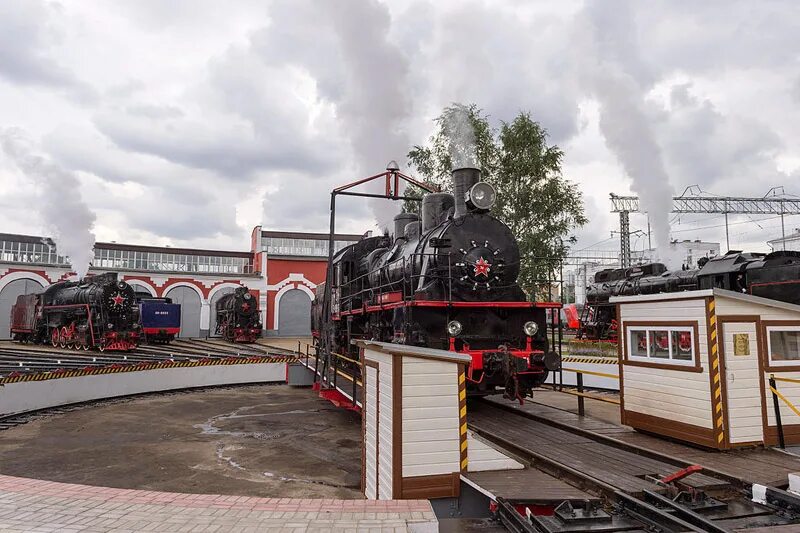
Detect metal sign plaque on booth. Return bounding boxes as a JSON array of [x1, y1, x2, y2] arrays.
[[612, 288, 800, 450], [356, 340, 472, 500]]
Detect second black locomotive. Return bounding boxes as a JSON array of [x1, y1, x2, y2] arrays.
[[11, 272, 140, 351], [214, 286, 262, 343], [579, 250, 800, 340]]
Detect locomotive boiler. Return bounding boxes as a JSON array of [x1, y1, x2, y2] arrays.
[[579, 250, 800, 340], [313, 167, 561, 401], [214, 286, 262, 343], [10, 272, 140, 351]]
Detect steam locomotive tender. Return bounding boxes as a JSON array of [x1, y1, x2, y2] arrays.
[[139, 297, 181, 344], [579, 250, 800, 341], [214, 286, 262, 343], [10, 272, 140, 351], [312, 167, 561, 401]]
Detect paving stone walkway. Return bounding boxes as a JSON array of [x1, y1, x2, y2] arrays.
[[0, 475, 437, 532]]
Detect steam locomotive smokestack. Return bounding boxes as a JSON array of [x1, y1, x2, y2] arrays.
[[452, 167, 480, 218], [393, 213, 418, 241], [422, 193, 455, 232]]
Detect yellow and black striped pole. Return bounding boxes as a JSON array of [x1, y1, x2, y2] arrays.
[[458, 366, 468, 471], [707, 298, 726, 447]]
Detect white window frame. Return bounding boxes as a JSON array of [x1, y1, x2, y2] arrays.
[[627, 325, 696, 366], [766, 325, 800, 366]]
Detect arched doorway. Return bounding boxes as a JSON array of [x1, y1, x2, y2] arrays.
[[277, 288, 311, 336], [128, 282, 156, 301], [0, 278, 45, 339], [209, 287, 236, 336], [164, 286, 202, 338]]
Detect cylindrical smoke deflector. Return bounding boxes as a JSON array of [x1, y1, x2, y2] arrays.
[[393, 213, 418, 240], [404, 221, 421, 240], [452, 167, 481, 218], [422, 193, 455, 232]]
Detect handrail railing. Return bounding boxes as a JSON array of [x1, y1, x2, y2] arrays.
[[557, 366, 620, 416], [769, 373, 800, 449]]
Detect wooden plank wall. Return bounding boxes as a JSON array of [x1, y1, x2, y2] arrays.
[[619, 298, 713, 429], [401, 358, 461, 478]]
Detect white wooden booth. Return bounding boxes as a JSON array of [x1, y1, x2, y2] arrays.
[[612, 288, 800, 449], [357, 340, 472, 500]]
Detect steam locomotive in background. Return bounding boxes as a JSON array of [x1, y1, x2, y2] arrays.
[[214, 286, 262, 343], [312, 167, 561, 401], [11, 272, 140, 351], [579, 250, 800, 340]]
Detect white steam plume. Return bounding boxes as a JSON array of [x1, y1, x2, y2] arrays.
[[442, 104, 478, 169], [579, 1, 677, 268], [1, 128, 96, 278], [317, 0, 412, 231]]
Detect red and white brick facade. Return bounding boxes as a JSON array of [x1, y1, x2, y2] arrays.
[[0, 227, 364, 338]]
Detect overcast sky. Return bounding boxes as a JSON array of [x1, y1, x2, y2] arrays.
[[0, 0, 798, 259]]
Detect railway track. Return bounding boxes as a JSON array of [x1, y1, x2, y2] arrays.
[[0, 339, 295, 376], [470, 400, 800, 532]]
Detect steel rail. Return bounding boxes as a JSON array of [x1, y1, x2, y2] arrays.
[[480, 398, 749, 490]]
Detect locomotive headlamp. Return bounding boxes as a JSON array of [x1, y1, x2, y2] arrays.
[[466, 182, 496, 211], [244, 293, 252, 300], [447, 320, 463, 336], [524, 321, 539, 336]]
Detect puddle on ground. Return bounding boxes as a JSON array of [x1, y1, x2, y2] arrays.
[[216, 443, 245, 470], [193, 405, 319, 439]]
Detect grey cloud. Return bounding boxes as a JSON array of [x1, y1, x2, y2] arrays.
[[93, 109, 329, 178], [655, 83, 785, 194], [0, 2, 96, 102]]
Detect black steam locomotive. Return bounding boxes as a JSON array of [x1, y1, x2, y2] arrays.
[[312, 167, 561, 401], [579, 250, 800, 340], [10, 272, 140, 351], [214, 286, 262, 343]]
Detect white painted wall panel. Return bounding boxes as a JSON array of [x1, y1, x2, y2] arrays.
[[376, 360, 393, 500], [619, 298, 713, 429], [466, 431, 524, 472], [401, 358, 461, 478], [364, 366, 378, 500], [0, 363, 286, 417]]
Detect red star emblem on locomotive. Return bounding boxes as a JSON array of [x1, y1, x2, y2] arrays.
[[241, 302, 250, 312], [473, 257, 491, 278], [110, 293, 125, 306]]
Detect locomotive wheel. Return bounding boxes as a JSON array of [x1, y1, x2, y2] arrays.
[[98, 344, 105, 352], [82, 341, 90, 351], [51, 328, 59, 347], [59, 327, 68, 349]]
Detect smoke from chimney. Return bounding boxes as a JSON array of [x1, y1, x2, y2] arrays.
[[0, 128, 96, 279]]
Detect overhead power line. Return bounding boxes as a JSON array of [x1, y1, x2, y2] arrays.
[[609, 191, 800, 266]]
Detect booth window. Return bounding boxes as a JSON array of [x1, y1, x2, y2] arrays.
[[628, 326, 695, 365], [767, 326, 800, 365]]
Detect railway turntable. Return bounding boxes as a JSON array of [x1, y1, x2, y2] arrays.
[[338, 339, 800, 531]]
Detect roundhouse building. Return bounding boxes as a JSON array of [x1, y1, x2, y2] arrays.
[[253, 227, 365, 337], [0, 228, 365, 339]]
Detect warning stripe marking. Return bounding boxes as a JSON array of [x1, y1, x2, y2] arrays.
[[458, 365, 468, 471], [561, 356, 618, 365], [707, 299, 725, 446], [0, 357, 297, 385]]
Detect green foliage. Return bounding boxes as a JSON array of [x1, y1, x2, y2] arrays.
[[405, 104, 588, 300]]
